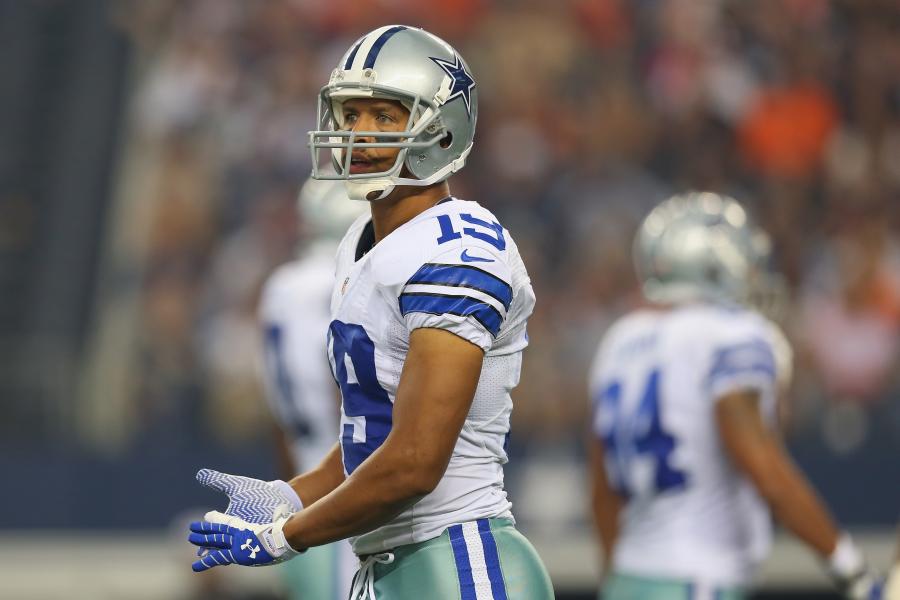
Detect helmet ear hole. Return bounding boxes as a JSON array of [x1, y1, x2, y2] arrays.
[[440, 132, 453, 149]]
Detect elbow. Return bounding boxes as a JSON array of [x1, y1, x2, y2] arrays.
[[405, 468, 442, 497], [404, 454, 446, 496], [723, 437, 791, 507], [751, 475, 780, 504], [386, 446, 447, 499], [744, 464, 787, 506]]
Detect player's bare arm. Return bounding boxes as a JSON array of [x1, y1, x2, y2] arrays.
[[282, 388, 349, 506], [282, 327, 484, 549], [282, 383, 351, 505], [588, 433, 623, 577], [716, 387, 840, 557], [286, 442, 347, 507], [715, 388, 885, 598]]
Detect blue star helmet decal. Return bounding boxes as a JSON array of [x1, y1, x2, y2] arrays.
[[430, 54, 476, 117]]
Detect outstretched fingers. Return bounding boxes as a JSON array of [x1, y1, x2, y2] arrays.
[[189, 520, 232, 535], [188, 520, 235, 551], [188, 530, 232, 549], [196, 468, 234, 493], [191, 549, 235, 572]]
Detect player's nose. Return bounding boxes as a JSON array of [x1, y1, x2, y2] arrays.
[[348, 115, 377, 141]]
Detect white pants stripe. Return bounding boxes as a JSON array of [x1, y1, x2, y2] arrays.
[[460, 521, 496, 600]]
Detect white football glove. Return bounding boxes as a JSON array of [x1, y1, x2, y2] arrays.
[[828, 534, 885, 600], [196, 468, 302, 524]]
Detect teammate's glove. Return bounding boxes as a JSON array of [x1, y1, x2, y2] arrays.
[[189, 510, 300, 572], [828, 533, 885, 600], [196, 468, 302, 524]]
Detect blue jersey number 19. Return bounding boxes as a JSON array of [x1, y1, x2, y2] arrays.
[[596, 368, 687, 498], [329, 320, 393, 474]]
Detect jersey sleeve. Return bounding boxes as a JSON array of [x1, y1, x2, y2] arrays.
[[706, 315, 778, 401], [398, 246, 513, 352]]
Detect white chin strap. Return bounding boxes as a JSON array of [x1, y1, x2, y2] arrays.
[[345, 179, 395, 201], [341, 142, 471, 201]]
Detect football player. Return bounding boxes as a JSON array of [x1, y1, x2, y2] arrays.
[[588, 192, 883, 600], [258, 176, 367, 600], [189, 24, 554, 600]]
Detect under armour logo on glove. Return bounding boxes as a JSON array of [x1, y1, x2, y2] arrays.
[[188, 511, 299, 571], [196, 468, 303, 524], [240, 539, 260, 559]]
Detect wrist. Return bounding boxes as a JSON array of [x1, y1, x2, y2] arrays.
[[272, 514, 306, 555], [270, 479, 304, 513], [828, 533, 865, 581]]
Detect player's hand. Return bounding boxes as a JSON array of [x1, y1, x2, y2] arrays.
[[841, 569, 884, 600], [189, 510, 299, 571], [828, 534, 884, 600], [196, 468, 302, 524]]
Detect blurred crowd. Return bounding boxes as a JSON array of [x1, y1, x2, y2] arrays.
[[109, 0, 900, 463]]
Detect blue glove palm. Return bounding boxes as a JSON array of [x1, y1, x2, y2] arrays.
[[189, 511, 298, 572], [196, 468, 302, 524]]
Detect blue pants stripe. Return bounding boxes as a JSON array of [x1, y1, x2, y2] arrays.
[[477, 519, 508, 600], [448, 524, 477, 600]]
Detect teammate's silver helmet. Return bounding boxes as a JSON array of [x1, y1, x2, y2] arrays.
[[308, 25, 478, 201], [634, 192, 771, 306], [297, 175, 368, 243]]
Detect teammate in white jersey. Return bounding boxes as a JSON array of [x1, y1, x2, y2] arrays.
[[258, 176, 366, 600], [188, 25, 553, 600], [588, 192, 884, 600]]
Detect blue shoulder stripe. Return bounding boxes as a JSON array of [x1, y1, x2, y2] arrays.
[[400, 293, 503, 337], [709, 338, 776, 383], [406, 263, 512, 309]]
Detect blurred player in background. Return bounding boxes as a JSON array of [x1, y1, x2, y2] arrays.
[[188, 24, 553, 599], [258, 176, 367, 600], [588, 192, 883, 600]]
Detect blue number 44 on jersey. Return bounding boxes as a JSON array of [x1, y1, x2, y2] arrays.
[[596, 368, 687, 498]]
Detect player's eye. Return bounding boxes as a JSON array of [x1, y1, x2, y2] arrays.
[[376, 113, 396, 124], [343, 112, 358, 125]]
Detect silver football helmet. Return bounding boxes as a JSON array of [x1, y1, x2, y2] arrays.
[[297, 175, 368, 244], [308, 25, 478, 201], [634, 192, 773, 307]]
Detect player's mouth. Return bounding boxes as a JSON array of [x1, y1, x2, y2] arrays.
[[348, 153, 382, 175]]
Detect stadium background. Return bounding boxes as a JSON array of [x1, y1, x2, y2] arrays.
[[0, 0, 897, 598]]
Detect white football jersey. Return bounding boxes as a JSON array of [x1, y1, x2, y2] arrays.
[[328, 197, 535, 555], [259, 242, 342, 473], [589, 303, 788, 587]]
